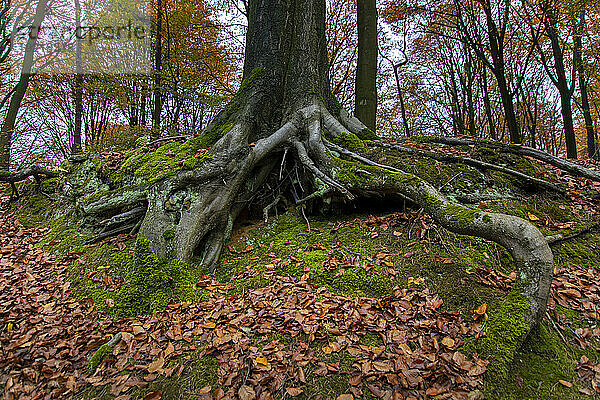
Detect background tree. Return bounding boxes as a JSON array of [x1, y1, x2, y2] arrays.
[[355, 0, 378, 132], [0, 0, 49, 170]]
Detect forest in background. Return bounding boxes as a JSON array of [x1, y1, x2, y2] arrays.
[[0, 0, 599, 171]]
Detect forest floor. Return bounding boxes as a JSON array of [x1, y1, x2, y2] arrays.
[[1, 139, 600, 400]]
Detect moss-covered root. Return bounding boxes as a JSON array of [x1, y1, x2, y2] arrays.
[[88, 332, 122, 374], [336, 160, 554, 355]]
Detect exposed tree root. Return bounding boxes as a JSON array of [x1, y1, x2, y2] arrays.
[[546, 221, 600, 245], [0, 165, 56, 200], [375, 142, 565, 194], [410, 135, 600, 182], [65, 100, 554, 374]]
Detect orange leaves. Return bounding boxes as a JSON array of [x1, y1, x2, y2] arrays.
[[255, 355, 268, 366], [201, 321, 217, 329]]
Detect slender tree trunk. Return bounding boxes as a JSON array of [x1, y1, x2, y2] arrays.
[[492, 63, 519, 144], [481, 0, 521, 144], [574, 11, 596, 159], [481, 68, 497, 140], [389, 61, 409, 136], [355, 0, 377, 133], [141, 83, 147, 126], [152, 0, 162, 135], [542, 1, 577, 158], [72, 0, 83, 155], [0, 0, 48, 169]]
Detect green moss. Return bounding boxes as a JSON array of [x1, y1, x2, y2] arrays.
[[116, 137, 215, 184], [113, 237, 196, 318], [360, 333, 384, 347], [314, 266, 393, 297], [332, 131, 365, 154], [444, 204, 480, 228], [88, 341, 116, 374], [477, 290, 530, 378], [10, 193, 53, 227], [162, 229, 175, 241], [356, 127, 378, 140], [238, 67, 264, 93], [81, 185, 142, 207], [554, 234, 600, 270], [485, 323, 595, 400]]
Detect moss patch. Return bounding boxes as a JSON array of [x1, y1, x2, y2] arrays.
[[477, 291, 530, 378], [113, 237, 196, 319]]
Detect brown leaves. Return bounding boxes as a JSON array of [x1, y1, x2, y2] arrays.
[[238, 384, 256, 400], [0, 210, 492, 400], [147, 358, 165, 374], [285, 387, 304, 396], [142, 391, 162, 400]]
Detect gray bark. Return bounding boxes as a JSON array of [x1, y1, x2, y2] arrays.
[[355, 0, 378, 132]]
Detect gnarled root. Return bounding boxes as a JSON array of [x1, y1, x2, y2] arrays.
[[322, 115, 554, 374], [1, 165, 57, 201], [133, 100, 553, 373]]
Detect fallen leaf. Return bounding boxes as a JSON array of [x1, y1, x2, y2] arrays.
[[238, 385, 256, 400], [256, 356, 268, 365], [142, 391, 162, 400], [147, 358, 165, 373], [474, 303, 487, 315], [165, 342, 175, 357], [528, 212, 540, 221], [286, 388, 304, 396]]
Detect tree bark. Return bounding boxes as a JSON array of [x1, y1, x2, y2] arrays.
[[574, 11, 596, 159], [355, 0, 378, 133], [540, 0, 577, 158], [72, 0, 83, 155], [0, 0, 48, 169], [480, 0, 521, 144], [152, 0, 163, 135], [481, 67, 497, 140]]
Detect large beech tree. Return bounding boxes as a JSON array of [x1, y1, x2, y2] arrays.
[[135, 0, 553, 355], [9, 0, 556, 369]]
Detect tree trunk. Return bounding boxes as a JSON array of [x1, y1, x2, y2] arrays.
[[72, 0, 83, 156], [480, 0, 521, 144], [0, 0, 48, 169], [355, 0, 377, 133], [72, 0, 554, 366], [574, 11, 596, 159], [393, 64, 410, 137], [152, 0, 163, 135], [481, 67, 497, 140], [542, 1, 577, 159]]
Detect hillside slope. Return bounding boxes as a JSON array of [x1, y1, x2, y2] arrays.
[[1, 138, 599, 400]]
